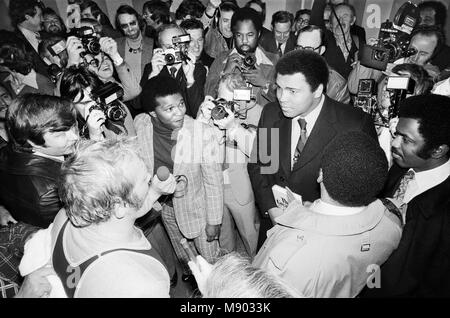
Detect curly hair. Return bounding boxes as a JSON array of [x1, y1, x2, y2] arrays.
[[175, 0, 205, 21], [231, 7, 263, 35], [59, 138, 145, 227], [321, 131, 388, 207], [0, 38, 34, 75], [141, 75, 183, 113], [276, 50, 329, 93], [398, 94, 450, 159]]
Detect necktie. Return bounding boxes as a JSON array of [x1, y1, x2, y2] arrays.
[[170, 66, 177, 79], [293, 118, 307, 165], [393, 170, 415, 203], [277, 42, 283, 57]]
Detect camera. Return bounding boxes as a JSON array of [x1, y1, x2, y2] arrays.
[[90, 82, 127, 121], [47, 40, 66, 57], [73, 26, 101, 56], [241, 53, 256, 71], [354, 79, 378, 117], [47, 63, 63, 84], [386, 76, 416, 119], [360, 2, 419, 71], [162, 34, 191, 65], [211, 88, 253, 121]]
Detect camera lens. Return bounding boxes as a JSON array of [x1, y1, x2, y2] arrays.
[[165, 53, 175, 65], [106, 104, 126, 121], [243, 55, 256, 68], [211, 105, 228, 121], [87, 40, 101, 55]]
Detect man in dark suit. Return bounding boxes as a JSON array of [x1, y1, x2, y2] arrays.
[[362, 94, 450, 297], [8, 0, 49, 76], [260, 11, 296, 57], [141, 24, 206, 118], [248, 50, 377, 243]]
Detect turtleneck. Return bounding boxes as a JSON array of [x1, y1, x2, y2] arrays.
[[151, 116, 176, 173]]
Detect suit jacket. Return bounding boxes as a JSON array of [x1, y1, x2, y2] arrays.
[[140, 63, 206, 118], [116, 35, 154, 80], [0, 145, 62, 228], [204, 47, 279, 107], [14, 30, 49, 77], [247, 95, 378, 214], [134, 114, 224, 239], [259, 31, 296, 56], [362, 164, 450, 297]]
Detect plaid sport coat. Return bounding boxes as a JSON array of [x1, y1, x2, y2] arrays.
[[134, 114, 224, 239]]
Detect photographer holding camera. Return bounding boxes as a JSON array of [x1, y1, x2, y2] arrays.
[[198, 73, 261, 258], [205, 7, 278, 108], [141, 24, 206, 118], [60, 65, 136, 141]]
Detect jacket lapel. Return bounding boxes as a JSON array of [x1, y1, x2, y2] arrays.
[[278, 116, 292, 178], [292, 97, 337, 171]]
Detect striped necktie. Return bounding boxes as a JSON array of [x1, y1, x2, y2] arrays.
[[293, 118, 307, 165]]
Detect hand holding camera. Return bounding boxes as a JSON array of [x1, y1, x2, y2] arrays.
[[66, 36, 84, 67], [224, 53, 243, 73], [182, 51, 196, 87], [199, 96, 216, 122], [149, 48, 167, 79], [85, 105, 106, 141], [99, 37, 120, 61], [242, 66, 266, 87]]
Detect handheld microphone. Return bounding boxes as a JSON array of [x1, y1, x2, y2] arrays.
[[156, 166, 171, 181]]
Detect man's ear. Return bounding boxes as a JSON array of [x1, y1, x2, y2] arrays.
[[26, 139, 42, 152], [351, 16, 356, 26], [430, 144, 449, 160], [313, 83, 324, 98], [319, 45, 326, 56], [149, 110, 157, 118]]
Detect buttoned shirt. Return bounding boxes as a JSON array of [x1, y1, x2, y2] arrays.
[[290, 95, 324, 169]]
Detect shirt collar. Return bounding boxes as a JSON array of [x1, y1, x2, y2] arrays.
[[33, 151, 64, 162], [293, 94, 325, 130], [228, 47, 274, 66], [410, 159, 450, 198], [310, 199, 366, 216]]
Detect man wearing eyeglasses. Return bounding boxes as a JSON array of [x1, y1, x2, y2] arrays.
[[260, 11, 297, 58], [296, 25, 350, 104], [115, 5, 154, 86]]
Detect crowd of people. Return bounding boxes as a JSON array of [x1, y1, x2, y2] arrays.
[[0, 0, 449, 298]]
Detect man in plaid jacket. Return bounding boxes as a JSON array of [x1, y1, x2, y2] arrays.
[[134, 75, 224, 280]]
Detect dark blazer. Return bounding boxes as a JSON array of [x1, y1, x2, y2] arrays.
[[116, 35, 154, 79], [14, 30, 49, 77], [361, 164, 450, 297], [0, 145, 62, 228], [140, 62, 207, 118], [259, 31, 297, 56], [310, 0, 360, 79], [248, 95, 378, 215]]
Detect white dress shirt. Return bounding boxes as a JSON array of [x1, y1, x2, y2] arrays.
[[290, 95, 325, 169], [403, 159, 450, 204], [19, 27, 40, 52], [310, 199, 365, 216]]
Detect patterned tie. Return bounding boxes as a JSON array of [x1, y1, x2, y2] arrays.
[[393, 170, 415, 203], [293, 118, 307, 165], [170, 66, 177, 79], [277, 42, 283, 57]]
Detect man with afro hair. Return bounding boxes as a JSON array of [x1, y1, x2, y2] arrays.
[[253, 131, 402, 298], [363, 94, 450, 297]]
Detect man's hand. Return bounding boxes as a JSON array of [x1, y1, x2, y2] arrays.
[[188, 255, 213, 296], [198, 96, 216, 122], [149, 48, 166, 79], [267, 207, 283, 225], [150, 173, 177, 196], [85, 107, 106, 141], [0, 205, 17, 226], [205, 224, 220, 242], [99, 37, 119, 58], [182, 52, 196, 87], [242, 67, 268, 87], [66, 36, 84, 67], [15, 266, 56, 298], [223, 53, 242, 73]]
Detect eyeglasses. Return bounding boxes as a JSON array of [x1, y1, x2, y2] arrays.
[[295, 44, 322, 52], [120, 20, 138, 30]]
